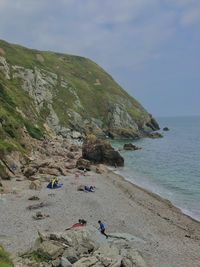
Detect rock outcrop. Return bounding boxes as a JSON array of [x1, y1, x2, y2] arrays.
[[148, 132, 163, 139], [15, 226, 146, 267], [82, 137, 124, 167], [123, 143, 141, 151], [163, 127, 169, 131]]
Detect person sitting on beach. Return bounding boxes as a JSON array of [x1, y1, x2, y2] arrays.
[[51, 178, 58, 188], [79, 219, 87, 225], [47, 178, 58, 189], [65, 219, 87, 230], [98, 220, 108, 239]]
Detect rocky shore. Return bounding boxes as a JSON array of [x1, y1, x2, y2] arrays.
[[0, 138, 200, 267], [0, 170, 200, 266]]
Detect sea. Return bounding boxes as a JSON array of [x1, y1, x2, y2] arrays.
[[111, 116, 200, 221]]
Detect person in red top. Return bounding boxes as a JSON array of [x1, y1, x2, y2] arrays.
[[65, 219, 87, 230]]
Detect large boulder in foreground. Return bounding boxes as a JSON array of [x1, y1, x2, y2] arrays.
[[82, 136, 124, 167], [17, 226, 146, 267]]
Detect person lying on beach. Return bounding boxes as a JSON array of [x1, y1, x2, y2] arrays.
[[65, 219, 87, 230], [98, 220, 108, 239], [77, 184, 95, 192], [84, 185, 95, 192]]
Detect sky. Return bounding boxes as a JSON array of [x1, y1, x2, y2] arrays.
[[0, 0, 199, 117]]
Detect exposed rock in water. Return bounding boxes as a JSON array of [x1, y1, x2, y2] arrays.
[[148, 132, 163, 139], [82, 136, 124, 167], [123, 143, 141, 151], [163, 127, 170, 131], [32, 211, 49, 220], [147, 115, 160, 131]]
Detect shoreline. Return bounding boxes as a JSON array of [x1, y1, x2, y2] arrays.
[[109, 168, 200, 224], [113, 167, 200, 223], [0, 165, 200, 266]]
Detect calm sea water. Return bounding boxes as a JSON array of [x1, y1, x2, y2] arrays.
[[111, 116, 200, 221]]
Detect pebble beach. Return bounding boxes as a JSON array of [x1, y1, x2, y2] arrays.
[[1, 166, 200, 267]]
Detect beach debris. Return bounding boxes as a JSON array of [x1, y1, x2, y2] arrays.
[[32, 211, 49, 220], [27, 202, 48, 210], [28, 195, 40, 201]]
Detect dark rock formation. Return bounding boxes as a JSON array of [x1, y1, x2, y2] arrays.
[[146, 115, 160, 131], [82, 137, 124, 167], [148, 132, 163, 139], [123, 143, 141, 151], [163, 127, 170, 131]]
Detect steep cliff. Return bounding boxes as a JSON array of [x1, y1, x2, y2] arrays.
[[0, 39, 159, 157]]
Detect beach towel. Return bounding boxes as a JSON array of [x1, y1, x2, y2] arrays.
[[65, 223, 86, 231]]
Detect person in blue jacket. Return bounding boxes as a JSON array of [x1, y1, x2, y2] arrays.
[[98, 220, 108, 239]]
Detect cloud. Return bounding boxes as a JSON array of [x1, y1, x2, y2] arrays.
[[0, 0, 198, 77]]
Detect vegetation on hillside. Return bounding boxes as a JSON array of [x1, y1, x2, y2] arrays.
[[0, 39, 156, 157], [0, 246, 12, 267]]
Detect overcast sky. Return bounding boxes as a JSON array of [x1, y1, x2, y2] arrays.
[[0, 0, 199, 117]]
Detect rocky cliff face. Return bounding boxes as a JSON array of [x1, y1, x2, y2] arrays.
[[0, 39, 159, 158]]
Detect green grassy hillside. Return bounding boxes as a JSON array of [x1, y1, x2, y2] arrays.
[[0, 39, 159, 156]]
